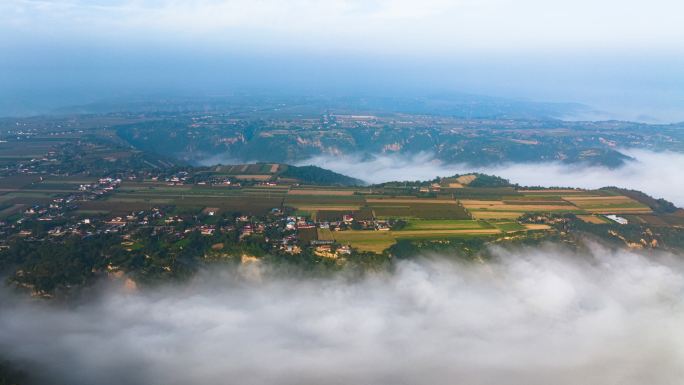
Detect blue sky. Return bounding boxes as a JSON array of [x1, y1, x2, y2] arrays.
[[2, 0, 684, 121]]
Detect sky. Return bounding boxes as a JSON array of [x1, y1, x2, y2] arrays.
[[2, 0, 684, 120]]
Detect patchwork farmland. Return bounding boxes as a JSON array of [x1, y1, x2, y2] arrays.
[[87, 179, 586, 252], [1, 168, 678, 253]]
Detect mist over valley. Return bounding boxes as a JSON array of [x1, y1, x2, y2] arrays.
[[2, 245, 684, 385], [2, 0, 684, 383]]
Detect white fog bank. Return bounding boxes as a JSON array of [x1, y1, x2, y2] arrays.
[[1, 245, 684, 385], [301, 149, 684, 206]]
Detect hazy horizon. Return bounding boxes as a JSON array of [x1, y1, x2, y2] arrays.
[[2, 0, 684, 121]]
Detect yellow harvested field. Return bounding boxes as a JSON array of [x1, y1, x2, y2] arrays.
[[332, 227, 503, 253], [460, 200, 574, 211], [506, 199, 570, 204], [234, 175, 272, 180], [562, 195, 633, 202], [577, 215, 607, 224], [404, 220, 486, 230], [469, 211, 522, 219], [562, 195, 652, 214], [269, 164, 280, 173], [447, 183, 464, 188], [366, 198, 457, 204], [332, 231, 395, 253], [343, 242, 393, 253], [510, 205, 576, 211], [590, 207, 652, 214], [288, 189, 355, 196], [455, 174, 477, 185], [522, 224, 552, 230], [519, 189, 585, 194], [460, 200, 505, 205]]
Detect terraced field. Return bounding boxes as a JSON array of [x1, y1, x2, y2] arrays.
[[561, 195, 652, 214]]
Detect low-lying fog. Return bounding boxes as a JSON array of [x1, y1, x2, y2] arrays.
[[301, 149, 684, 207], [1, 245, 683, 385]]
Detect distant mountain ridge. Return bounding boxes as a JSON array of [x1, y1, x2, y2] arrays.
[[50, 93, 590, 120], [116, 112, 683, 168]]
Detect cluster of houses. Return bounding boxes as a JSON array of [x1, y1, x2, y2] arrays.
[[79, 177, 122, 196], [155, 171, 190, 186], [4, 182, 397, 258], [1, 177, 126, 240], [419, 183, 442, 193], [287, 213, 392, 232], [2, 151, 60, 175]]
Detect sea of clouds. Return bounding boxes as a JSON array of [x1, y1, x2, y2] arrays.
[[1, 244, 684, 385], [300, 149, 684, 207], [3, 149, 682, 384]]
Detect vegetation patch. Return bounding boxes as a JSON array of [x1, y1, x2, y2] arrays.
[[403, 219, 491, 231], [491, 222, 526, 232]]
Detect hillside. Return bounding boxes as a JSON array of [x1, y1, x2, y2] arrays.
[[112, 108, 684, 168], [208, 163, 362, 186], [280, 165, 364, 186]]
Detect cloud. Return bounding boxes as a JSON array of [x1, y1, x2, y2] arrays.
[[1, 244, 684, 384], [300, 149, 684, 207]]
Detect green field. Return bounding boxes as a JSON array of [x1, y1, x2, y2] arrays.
[[491, 221, 526, 232], [370, 202, 470, 219], [330, 231, 396, 253], [403, 219, 492, 230]]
